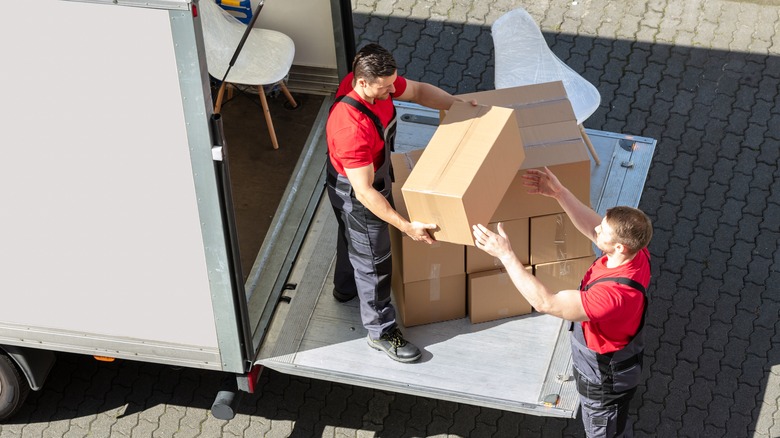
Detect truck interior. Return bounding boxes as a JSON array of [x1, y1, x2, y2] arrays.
[[216, 85, 326, 279]]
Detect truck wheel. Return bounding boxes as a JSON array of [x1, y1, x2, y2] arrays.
[[0, 353, 30, 421]]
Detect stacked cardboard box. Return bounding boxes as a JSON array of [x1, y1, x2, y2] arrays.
[[390, 150, 466, 327], [468, 266, 534, 324], [455, 82, 595, 322], [392, 81, 596, 326]]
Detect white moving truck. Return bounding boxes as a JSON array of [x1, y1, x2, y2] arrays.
[[0, 0, 655, 421]]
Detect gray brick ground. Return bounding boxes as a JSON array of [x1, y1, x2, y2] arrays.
[[3, 0, 780, 437]]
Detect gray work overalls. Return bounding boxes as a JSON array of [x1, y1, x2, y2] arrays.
[[326, 95, 398, 340], [571, 257, 649, 438]]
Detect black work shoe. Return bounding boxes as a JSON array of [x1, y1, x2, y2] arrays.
[[367, 328, 421, 363], [332, 288, 357, 303]]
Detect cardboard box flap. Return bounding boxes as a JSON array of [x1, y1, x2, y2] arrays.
[[514, 100, 577, 127], [391, 149, 424, 185], [521, 139, 589, 168], [520, 121, 583, 147], [458, 81, 569, 107], [391, 149, 424, 218]]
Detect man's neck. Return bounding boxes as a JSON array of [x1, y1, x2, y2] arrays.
[[604, 251, 635, 269], [352, 78, 374, 104]]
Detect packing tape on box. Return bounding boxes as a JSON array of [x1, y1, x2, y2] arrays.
[[554, 213, 568, 261], [556, 259, 573, 277], [428, 265, 441, 301]]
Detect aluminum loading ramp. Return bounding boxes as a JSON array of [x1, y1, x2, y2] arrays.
[[256, 102, 656, 418]]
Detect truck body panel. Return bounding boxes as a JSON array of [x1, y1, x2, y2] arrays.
[[1, 0, 243, 372]]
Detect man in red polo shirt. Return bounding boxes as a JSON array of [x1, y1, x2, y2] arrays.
[[326, 43, 471, 363], [472, 167, 652, 437]]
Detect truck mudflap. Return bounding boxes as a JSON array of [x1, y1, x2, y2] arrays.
[[253, 102, 656, 417]]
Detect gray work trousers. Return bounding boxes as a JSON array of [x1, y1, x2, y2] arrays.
[[578, 383, 636, 437], [326, 177, 396, 340]]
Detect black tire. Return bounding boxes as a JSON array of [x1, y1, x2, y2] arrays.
[[0, 352, 30, 422]]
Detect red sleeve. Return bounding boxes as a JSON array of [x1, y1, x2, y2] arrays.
[[581, 283, 630, 322], [391, 75, 407, 98]]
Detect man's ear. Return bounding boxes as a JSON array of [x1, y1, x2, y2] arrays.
[[614, 242, 627, 255]]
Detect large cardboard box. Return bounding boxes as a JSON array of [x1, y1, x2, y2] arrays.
[[468, 267, 533, 324], [466, 218, 529, 273], [390, 226, 465, 283], [534, 256, 594, 292], [530, 213, 594, 265], [402, 102, 524, 246], [392, 273, 467, 327], [456, 83, 591, 221]]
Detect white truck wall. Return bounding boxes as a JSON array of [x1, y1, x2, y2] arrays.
[[0, 1, 218, 350]]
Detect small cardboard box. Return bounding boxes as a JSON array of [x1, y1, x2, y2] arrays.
[[390, 226, 465, 283], [466, 218, 529, 273], [392, 273, 467, 327], [530, 213, 595, 265], [534, 256, 594, 292], [467, 267, 533, 324], [402, 102, 524, 246], [455, 83, 591, 221]]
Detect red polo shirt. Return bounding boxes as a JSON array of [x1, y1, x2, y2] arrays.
[[326, 72, 407, 176], [579, 248, 651, 354]]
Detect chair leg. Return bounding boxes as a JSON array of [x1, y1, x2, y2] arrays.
[[579, 124, 600, 165], [278, 81, 298, 108], [258, 85, 280, 150], [214, 81, 228, 113]]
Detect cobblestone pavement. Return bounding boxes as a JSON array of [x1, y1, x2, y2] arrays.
[[3, 0, 780, 437]]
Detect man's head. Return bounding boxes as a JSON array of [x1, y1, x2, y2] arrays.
[[596, 206, 653, 256], [352, 43, 398, 101], [353, 43, 397, 82]]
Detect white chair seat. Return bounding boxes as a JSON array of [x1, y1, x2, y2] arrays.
[[491, 8, 600, 125], [199, 0, 297, 150], [200, 0, 294, 86]]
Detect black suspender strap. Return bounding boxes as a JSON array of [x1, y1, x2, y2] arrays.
[[583, 276, 646, 293], [331, 95, 385, 141]]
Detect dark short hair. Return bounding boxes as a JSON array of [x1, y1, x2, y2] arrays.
[[352, 43, 397, 83], [605, 206, 653, 254]]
